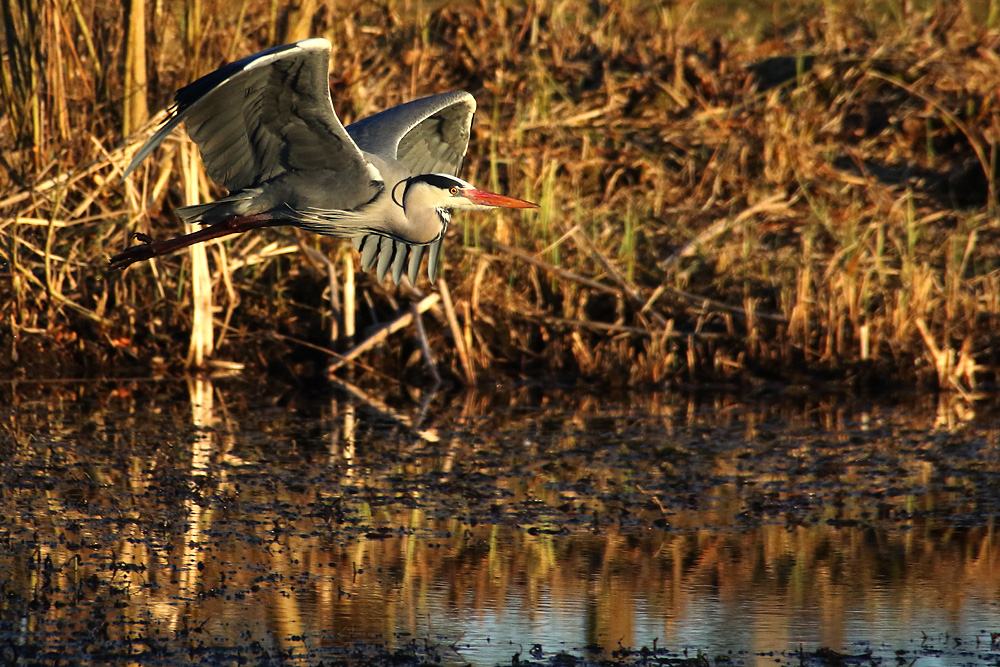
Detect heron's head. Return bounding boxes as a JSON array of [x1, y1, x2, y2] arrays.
[[397, 174, 538, 213]]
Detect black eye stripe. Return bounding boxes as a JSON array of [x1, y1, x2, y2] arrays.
[[412, 174, 461, 191]]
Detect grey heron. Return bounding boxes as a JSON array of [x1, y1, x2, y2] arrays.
[[111, 37, 537, 284]]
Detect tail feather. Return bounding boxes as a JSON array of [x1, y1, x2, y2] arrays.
[[175, 189, 261, 224], [174, 201, 224, 224]]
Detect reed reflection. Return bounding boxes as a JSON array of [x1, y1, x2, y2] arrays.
[[0, 381, 998, 665]]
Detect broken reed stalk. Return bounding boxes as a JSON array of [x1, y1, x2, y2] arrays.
[[481, 238, 618, 296], [182, 141, 214, 367], [411, 301, 441, 384], [296, 242, 342, 342], [343, 253, 356, 340], [570, 228, 669, 329], [438, 279, 476, 384], [123, 0, 148, 136], [326, 293, 441, 374], [264, 328, 403, 385]]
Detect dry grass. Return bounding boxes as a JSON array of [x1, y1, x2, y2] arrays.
[[2, 0, 1000, 390]]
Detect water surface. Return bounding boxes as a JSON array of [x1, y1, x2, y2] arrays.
[[2, 378, 999, 665]]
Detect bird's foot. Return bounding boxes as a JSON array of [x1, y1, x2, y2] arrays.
[[108, 233, 157, 271]]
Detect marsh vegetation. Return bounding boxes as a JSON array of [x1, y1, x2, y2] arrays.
[[2, 1, 999, 390]]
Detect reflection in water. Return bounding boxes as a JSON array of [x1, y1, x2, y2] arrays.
[[1, 380, 999, 666]]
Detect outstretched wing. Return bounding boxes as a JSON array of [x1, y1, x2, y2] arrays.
[[347, 91, 475, 176], [346, 91, 476, 283], [124, 38, 370, 193]]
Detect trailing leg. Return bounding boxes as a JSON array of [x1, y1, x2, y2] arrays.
[[109, 215, 281, 270]]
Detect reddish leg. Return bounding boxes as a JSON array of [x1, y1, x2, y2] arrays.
[[109, 215, 282, 270]]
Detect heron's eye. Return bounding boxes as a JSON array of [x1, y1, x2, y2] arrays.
[[449, 186, 459, 195]]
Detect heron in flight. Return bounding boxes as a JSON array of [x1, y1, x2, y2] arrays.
[[111, 37, 537, 284]]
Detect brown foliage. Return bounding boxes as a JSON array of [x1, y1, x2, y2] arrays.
[[2, 1, 1000, 389]]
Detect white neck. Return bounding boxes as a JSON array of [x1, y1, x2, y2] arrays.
[[401, 181, 451, 244]]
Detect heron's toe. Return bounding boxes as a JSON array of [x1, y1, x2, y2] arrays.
[[109, 244, 155, 271]]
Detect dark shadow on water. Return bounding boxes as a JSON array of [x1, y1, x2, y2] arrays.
[[1, 378, 999, 666]]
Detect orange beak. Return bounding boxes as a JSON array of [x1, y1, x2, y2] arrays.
[[460, 188, 539, 208]]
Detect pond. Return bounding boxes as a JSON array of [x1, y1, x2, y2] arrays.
[[2, 377, 999, 666]]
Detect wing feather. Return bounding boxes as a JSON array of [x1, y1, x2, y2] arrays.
[[427, 238, 445, 282], [124, 38, 369, 193], [391, 242, 409, 284], [359, 236, 379, 271], [407, 245, 426, 285], [376, 237, 394, 282], [346, 91, 475, 177]]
